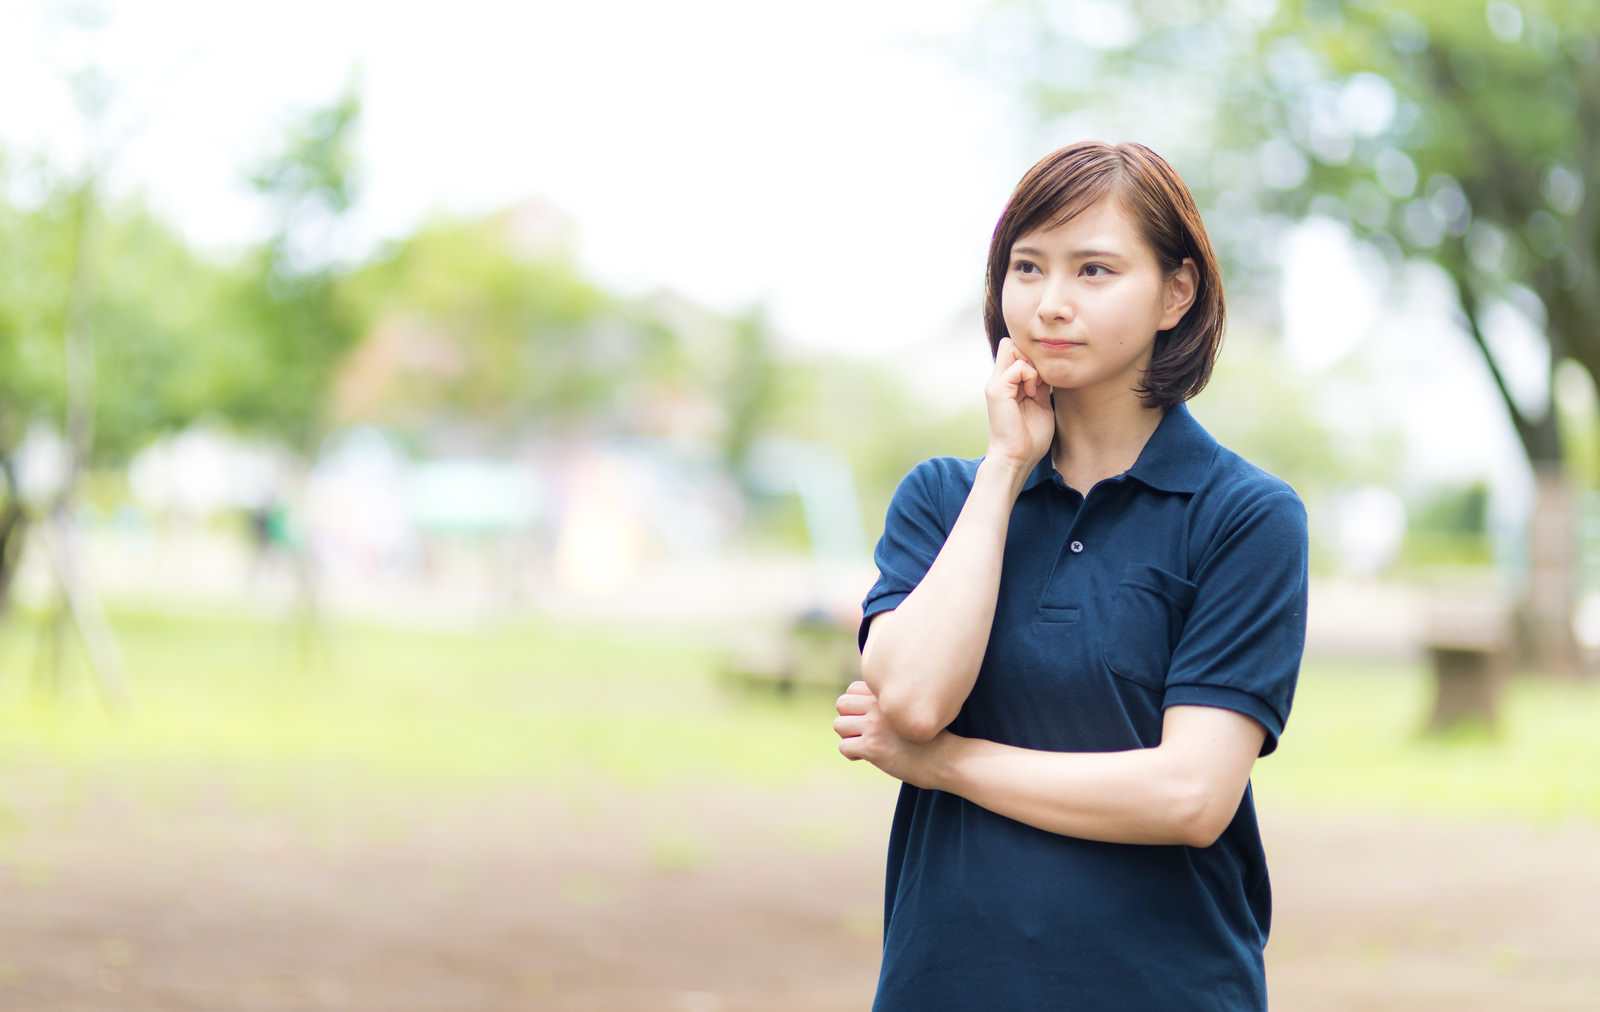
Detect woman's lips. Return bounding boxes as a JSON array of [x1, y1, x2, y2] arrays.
[[1033, 338, 1083, 350]]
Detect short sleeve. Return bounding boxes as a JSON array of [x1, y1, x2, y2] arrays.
[[859, 459, 958, 650], [1162, 489, 1308, 755]]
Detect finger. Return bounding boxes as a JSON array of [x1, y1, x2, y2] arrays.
[[993, 336, 1019, 370], [1018, 362, 1039, 399], [833, 714, 863, 739], [985, 352, 1024, 390], [1001, 359, 1035, 395], [835, 692, 871, 717], [835, 681, 874, 713], [1005, 339, 1037, 370]]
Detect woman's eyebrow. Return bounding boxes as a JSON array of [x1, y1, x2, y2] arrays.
[[1010, 245, 1129, 259], [1072, 248, 1127, 260]]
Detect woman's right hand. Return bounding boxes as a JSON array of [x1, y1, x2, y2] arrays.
[[985, 337, 1055, 473]]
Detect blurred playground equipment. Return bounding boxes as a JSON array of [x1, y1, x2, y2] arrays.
[[722, 438, 865, 695]]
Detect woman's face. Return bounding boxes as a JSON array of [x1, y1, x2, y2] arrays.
[[1000, 197, 1195, 403]]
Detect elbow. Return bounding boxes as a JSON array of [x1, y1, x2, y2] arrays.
[[860, 650, 947, 743], [1176, 816, 1226, 851], [876, 686, 947, 743], [1168, 780, 1238, 850]]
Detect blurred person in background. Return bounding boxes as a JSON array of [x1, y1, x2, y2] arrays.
[[834, 141, 1308, 1010]]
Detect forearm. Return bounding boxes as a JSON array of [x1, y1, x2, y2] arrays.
[[910, 707, 1263, 848], [915, 737, 1207, 846], [861, 457, 1029, 741]]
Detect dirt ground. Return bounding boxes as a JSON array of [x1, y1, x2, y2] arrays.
[[1, 771, 1596, 1012]]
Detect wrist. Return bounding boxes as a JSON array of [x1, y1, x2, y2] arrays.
[[916, 731, 965, 793], [976, 455, 1034, 500]]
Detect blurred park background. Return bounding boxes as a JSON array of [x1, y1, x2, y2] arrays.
[[1, 0, 1598, 1009]]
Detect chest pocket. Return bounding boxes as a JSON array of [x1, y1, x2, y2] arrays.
[[1102, 564, 1197, 691]]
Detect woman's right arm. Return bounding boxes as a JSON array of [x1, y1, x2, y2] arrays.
[[861, 338, 1054, 742]]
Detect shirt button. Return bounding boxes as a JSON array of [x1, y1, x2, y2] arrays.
[[1069, 540, 1084, 554]]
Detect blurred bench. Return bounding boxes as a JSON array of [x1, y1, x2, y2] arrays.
[[1424, 601, 1511, 735], [721, 608, 860, 697]]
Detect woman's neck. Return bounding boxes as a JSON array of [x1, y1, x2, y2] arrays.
[[1050, 389, 1166, 494]]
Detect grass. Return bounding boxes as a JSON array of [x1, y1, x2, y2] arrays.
[[0, 606, 842, 814], [1257, 658, 1600, 823], [2, 606, 1598, 825]]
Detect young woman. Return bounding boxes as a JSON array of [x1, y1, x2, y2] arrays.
[[834, 141, 1308, 1010]]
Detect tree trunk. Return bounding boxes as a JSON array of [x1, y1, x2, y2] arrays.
[[1524, 464, 1584, 679], [1453, 275, 1587, 678], [0, 454, 26, 616], [0, 500, 25, 617], [31, 177, 131, 707]]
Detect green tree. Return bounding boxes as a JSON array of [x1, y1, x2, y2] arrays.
[[0, 2, 253, 698], [217, 86, 367, 455], [343, 211, 620, 438], [0, 161, 248, 615], [340, 208, 785, 463]]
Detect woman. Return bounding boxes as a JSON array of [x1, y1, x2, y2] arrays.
[[834, 141, 1308, 1010]]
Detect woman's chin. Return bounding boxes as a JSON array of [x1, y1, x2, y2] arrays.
[[1034, 367, 1080, 391]]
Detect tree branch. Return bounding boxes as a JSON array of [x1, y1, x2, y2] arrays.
[[1451, 271, 1546, 461]]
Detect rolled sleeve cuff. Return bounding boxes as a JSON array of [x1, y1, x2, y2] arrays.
[[1164, 683, 1286, 756], [859, 592, 910, 651]]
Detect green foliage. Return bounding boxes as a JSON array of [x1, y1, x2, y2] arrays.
[[223, 86, 367, 452], [0, 163, 71, 451], [0, 73, 371, 474], [720, 307, 780, 469], [2, 73, 803, 504], [343, 213, 700, 439], [1191, 333, 1402, 500], [0, 172, 246, 464], [1400, 481, 1495, 568], [754, 354, 987, 543], [247, 89, 361, 229], [0, 86, 370, 468], [1412, 481, 1491, 537], [1254, 0, 1600, 466], [85, 203, 255, 459]]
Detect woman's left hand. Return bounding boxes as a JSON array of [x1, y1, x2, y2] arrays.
[[834, 681, 937, 787]]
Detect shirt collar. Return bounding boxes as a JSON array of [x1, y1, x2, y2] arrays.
[[1018, 402, 1217, 495], [1020, 449, 1060, 492], [1126, 402, 1217, 493]]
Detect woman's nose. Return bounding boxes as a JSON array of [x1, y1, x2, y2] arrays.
[[1037, 280, 1075, 321]]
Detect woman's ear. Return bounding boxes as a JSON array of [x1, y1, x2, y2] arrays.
[[1159, 258, 1198, 330]]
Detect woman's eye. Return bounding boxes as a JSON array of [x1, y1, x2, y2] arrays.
[[1013, 260, 1040, 275], [1082, 263, 1112, 278]]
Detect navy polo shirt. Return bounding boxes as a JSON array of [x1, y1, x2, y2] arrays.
[[859, 404, 1308, 1011]]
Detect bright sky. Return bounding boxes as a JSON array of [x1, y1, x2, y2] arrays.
[[0, 0, 1025, 360]]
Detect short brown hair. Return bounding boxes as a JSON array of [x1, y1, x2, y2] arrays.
[[983, 141, 1225, 408]]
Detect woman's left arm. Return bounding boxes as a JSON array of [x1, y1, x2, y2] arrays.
[[834, 684, 1264, 848]]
